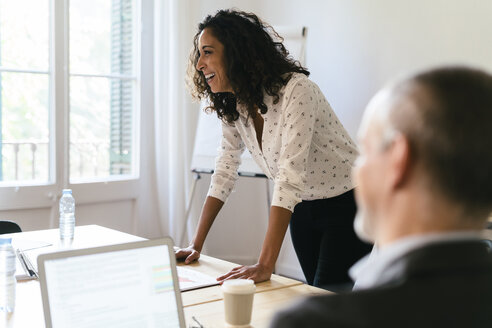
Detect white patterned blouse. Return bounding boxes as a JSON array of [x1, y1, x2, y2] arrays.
[[207, 73, 359, 212]]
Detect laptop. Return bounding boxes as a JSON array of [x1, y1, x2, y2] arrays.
[[37, 238, 186, 328]]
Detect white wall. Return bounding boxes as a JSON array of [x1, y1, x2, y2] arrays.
[[186, 0, 492, 281], [259, 0, 492, 137]]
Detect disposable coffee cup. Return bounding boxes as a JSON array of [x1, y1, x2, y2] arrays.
[[221, 279, 256, 327]]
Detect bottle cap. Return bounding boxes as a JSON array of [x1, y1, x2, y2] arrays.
[[62, 189, 72, 194], [0, 237, 13, 245]]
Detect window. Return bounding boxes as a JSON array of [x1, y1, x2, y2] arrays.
[[69, 0, 137, 181], [0, 0, 140, 209], [0, 0, 50, 184]]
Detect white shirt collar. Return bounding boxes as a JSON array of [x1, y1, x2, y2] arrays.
[[350, 231, 481, 291]]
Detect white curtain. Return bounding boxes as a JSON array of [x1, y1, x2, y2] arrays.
[[153, 0, 196, 244]]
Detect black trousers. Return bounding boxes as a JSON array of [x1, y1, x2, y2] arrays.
[[289, 189, 372, 289]]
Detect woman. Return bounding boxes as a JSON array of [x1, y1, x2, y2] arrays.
[[176, 9, 371, 288]]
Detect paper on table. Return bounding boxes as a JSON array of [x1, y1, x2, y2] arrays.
[[15, 247, 221, 289], [177, 266, 220, 291], [12, 239, 52, 252]]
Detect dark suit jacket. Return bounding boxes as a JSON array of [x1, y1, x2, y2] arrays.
[[270, 241, 492, 328]]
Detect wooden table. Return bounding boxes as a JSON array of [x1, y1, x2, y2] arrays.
[[2, 225, 329, 327], [184, 284, 328, 328], [180, 254, 304, 308]]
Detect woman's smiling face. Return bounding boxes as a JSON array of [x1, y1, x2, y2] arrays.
[[195, 28, 233, 94]]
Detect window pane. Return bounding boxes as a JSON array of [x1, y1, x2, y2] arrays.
[[69, 0, 136, 182], [70, 76, 134, 180], [1, 72, 49, 182], [70, 0, 134, 75], [0, 0, 49, 70]]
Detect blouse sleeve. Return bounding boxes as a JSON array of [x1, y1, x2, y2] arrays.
[[207, 120, 245, 202], [272, 79, 317, 212]]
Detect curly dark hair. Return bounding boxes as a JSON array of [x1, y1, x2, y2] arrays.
[[188, 9, 310, 123]]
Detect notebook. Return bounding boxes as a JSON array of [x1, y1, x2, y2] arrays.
[[37, 238, 186, 328]]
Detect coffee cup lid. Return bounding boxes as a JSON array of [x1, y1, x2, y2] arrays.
[[221, 279, 256, 294]]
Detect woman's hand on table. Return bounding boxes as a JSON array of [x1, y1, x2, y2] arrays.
[[175, 246, 201, 264], [217, 263, 272, 283]]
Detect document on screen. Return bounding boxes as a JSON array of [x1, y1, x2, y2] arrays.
[[44, 245, 181, 327]]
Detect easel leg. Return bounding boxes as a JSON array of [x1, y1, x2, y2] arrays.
[[179, 172, 201, 247]]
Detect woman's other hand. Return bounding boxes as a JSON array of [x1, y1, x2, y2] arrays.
[[217, 263, 272, 283], [175, 246, 201, 264]]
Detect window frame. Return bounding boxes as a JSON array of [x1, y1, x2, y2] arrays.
[[0, 0, 142, 210]]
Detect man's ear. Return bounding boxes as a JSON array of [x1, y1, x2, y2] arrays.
[[388, 134, 412, 190]]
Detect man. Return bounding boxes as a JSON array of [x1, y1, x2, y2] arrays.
[[270, 66, 492, 327]]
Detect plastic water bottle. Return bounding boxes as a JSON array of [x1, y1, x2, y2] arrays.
[[59, 189, 76, 240], [0, 237, 16, 313]]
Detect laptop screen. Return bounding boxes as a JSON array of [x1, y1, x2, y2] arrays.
[[42, 242, 184, 327]]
